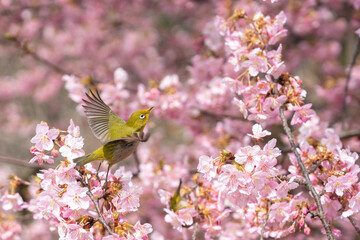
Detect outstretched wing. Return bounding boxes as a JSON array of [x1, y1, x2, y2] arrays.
[[82, 89, 125, 144]]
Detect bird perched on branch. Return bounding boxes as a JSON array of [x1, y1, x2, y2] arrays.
[[73, 90, 153, 186]]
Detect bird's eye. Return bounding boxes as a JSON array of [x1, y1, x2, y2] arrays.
[[139, 114, 146, 119]]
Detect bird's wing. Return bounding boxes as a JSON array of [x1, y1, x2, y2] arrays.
[[106, 132, 150, 145], [82, 89, 125, 144]]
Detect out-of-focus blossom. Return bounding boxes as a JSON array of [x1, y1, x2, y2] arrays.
[[159, 74, 180, 91], [62, 75, 86, 103], [0, 192, 27, 212], [197, 155, 217, 181]]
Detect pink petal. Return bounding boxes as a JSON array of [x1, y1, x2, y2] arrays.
[[47, 129, 59, 140], [36, 123, 49, 135], [42, 137, 54, 151]]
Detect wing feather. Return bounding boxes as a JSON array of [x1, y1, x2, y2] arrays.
[[83, 89, 125, 143]]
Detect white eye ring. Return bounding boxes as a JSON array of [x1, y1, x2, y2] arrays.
[[139, 114, 146, 119]]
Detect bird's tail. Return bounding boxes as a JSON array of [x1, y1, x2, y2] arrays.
[[73, 153, 93, 166], [73, 147, 105, 166]]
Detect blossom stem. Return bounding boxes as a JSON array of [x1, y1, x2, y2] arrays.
[[0, 4, 55, 16], [339, 129, 360, 139], [0, 155, 48, 168], [348, 215, 360, 234], [4, 34, 102, 84], [260, 201, 270, 240], [78, 176, 114, 234], [4, 35, 69, 75], [200, 109, 243, 121], [275, 83, 335, 240], [276, 175, 307, 186], [133, 151, 141, 177], [341, 37, 360, 129], [307, 161, 321, 174], [192, 222, 198, 240]]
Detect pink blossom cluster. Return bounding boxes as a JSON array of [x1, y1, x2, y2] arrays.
[[27, 120, 153, 239], [219, 10, 316, 126], [0, 191, 26, 239]]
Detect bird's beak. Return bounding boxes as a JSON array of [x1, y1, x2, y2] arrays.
[[146, 107, 154, 113]]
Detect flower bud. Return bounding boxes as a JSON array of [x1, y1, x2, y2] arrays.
[[309, 205, 317, 211], [293, 211, 299, 220], [288, 222, 296, 233], [30, 146, 37, 154], [51, 148, 59, 157], [301, 206, 308, 215], [304, 224, 310, 235], [309, 173, 317, 185], [298, 217, 305, 229]]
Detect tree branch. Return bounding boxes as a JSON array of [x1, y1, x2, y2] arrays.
[[132, 151, 141, 178], [340, 129, 360, 139], [4, 34, 70, 75], [0, 4, 56, 16], [192, 222, 198, 240], [0, 155, 52, 168], [307, 161, 321, 174], [341, 37, 360, 129], [78, 175, 114, 234], [260, 201, 270, 240], [199, 109, 243, 121], [3, 34, 101, 84], [274, 83, 335, 239], [348, 215, 360, 234], [276, 175, 307, 186]]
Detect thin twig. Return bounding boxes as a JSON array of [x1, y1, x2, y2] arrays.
[[274, 83, 335, 239], [3, 35, 101, 84], [132, 151, 141, 178], [310, 211, 320, 218], [199, 109, 243, 121], [0, 4, 55, 16], [307, 161, 321, 174], [78, 176, 114, 234], [192, 222, 198, 240], [340, 129, 360, 139], [276, 175, 307, 186], [341, 37, 360, 129], [260, 201, 270, 240], [4, 35, 70, 75], [348, 215, 360, 234], [0, 155, 52, 168]]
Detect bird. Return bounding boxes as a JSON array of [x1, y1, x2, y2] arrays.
[[73, 89, 153, 187]]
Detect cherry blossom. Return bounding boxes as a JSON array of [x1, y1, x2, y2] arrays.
[[235, 145, 262, 172], [61, 183, 90, 210], [290, 104, 316, 125], [324, 175, 352, 197], [0, 193, 27, 212], [59, 134, 85, 161], [247, 123, 271, 140], [29, 151, 54, 165], [197, 155, 217, 181], [30, 122, 59, 151]]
